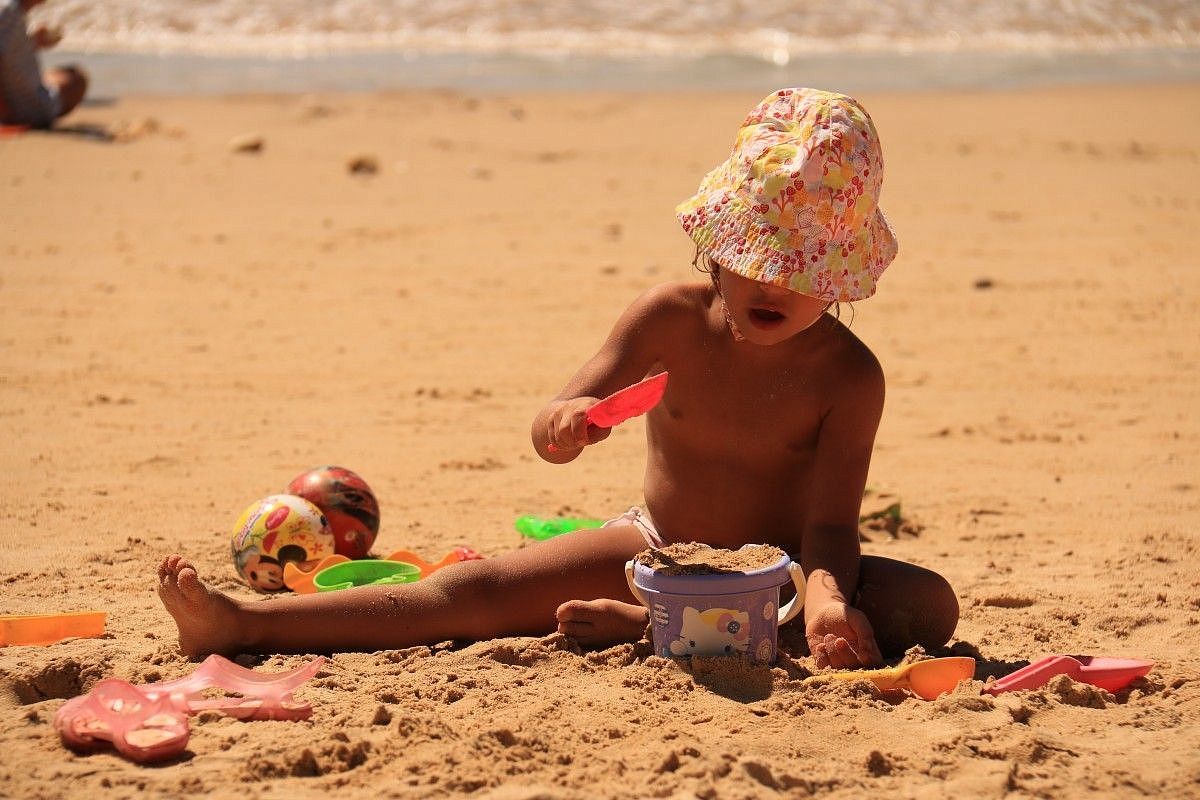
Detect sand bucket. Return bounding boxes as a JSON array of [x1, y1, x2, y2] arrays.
[[625, 554, 806, 664]]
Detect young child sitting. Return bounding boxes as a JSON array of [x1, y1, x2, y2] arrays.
[[158, 88, 958, 670]]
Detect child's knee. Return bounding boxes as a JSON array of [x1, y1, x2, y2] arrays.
[[865, 567, 959, 654], [422, 559, 511, 635], [47, 65, 87, 114], [919, 572, 959, 648]]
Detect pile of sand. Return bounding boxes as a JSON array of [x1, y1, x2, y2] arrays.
[[634, 543, 787, 575]]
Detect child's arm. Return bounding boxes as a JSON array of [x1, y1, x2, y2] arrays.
[[531, 284, 679, 463], [800, 347, 886, 668]]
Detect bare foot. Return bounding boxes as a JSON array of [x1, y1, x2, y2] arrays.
[[555, 599, 648, 648], [156, 554, 248, 660]]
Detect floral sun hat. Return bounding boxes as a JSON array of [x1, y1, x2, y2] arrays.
[[676, 88, 898, 302]]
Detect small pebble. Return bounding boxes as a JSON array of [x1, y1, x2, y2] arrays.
[[347, 155, 379, 175], [229, 133, 264, 154]]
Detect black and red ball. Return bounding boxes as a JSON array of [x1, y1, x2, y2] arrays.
[[286, 466, 380, 560]]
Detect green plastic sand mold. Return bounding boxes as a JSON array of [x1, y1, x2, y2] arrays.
[[312, 559, 422, 592]]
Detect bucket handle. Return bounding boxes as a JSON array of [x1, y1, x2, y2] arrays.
[[624, 560, 649, 607], [625, 559, 805, 625], [777, 562, 806, 625]]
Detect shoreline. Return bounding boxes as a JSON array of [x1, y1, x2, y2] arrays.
[[43, 46, 1200, 97]]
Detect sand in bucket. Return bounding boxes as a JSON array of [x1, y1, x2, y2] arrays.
[[626, 543, 805, 664]]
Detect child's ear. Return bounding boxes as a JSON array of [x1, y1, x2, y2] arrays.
[[709, 261, 723, 294]]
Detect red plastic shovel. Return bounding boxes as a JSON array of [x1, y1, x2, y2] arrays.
[[587, 372, 669, 428], [984, 654, 1154, 695], [548, 372, 668, 451]]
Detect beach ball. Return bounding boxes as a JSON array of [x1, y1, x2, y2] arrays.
[[230, 494, 336, 592], [286, 465, 380, 560]]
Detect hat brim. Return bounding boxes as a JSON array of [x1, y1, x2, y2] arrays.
[[676, 195, 898, 303]]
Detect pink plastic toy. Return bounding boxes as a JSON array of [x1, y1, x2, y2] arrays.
[[984, 654, 1153, 695], [55, 679, 190, 763], [55, 655, 325, 763], [548, 372, 669, 452], [138, 654, 326, 720], [587, 372, 669, 427]]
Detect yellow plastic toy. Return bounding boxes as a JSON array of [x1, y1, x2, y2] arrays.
[[811, 656, 976, 700]]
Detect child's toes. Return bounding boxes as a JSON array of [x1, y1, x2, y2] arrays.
[[175, 564, 202, 593], [555, 599, 593, 623], [556, 618, 593, 638]]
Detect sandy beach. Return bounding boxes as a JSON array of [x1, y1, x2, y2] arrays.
[[1, 82, 1198, 798]]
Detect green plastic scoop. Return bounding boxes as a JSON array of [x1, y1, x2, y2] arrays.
[[312, 560, 422, 592]]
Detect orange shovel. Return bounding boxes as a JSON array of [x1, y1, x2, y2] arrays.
[[283, 555, 352, 594], [1, 611, 107, 646], [382, 547, 483, 578], [811, 656, 976, 700]]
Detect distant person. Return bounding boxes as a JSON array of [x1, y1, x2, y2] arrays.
[[0, 0, 86, 127]]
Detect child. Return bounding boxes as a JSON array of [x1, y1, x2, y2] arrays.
[[158, 88, 958, 670]]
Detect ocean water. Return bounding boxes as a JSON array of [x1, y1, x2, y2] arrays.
[[28, 0, 1200, 93]]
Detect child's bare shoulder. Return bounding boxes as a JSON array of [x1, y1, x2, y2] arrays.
[[818, 319, 885, 406], [827, 319, 881, 369], [635, 280, 711, 310], [621, 280, 713, 330]]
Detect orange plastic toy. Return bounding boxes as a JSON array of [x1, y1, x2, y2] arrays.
[[0, 611, 106, 647], [812, 656, 976, 700], [283, 555, 352, 593], [383, 547, 483, 578]]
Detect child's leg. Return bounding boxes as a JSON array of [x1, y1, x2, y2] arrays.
[[854, 555, 960, 656], [157, 525, 648, 659]]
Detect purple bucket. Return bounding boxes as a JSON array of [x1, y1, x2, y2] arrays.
[[625, 555, 806, 664]]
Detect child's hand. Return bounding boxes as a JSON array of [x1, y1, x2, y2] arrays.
[[805, 601, 883, 669], [545, 397, 611, 452]]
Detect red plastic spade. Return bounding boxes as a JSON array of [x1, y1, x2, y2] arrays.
[[984, 654, 1154, 695], [548, 372, 668, 452], [586, 372, 669, 428]]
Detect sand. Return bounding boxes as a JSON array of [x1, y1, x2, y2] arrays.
[[1, 83, 1198, 798], [635, 543, 787, 575]]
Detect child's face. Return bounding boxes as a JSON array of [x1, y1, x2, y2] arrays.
[[718, 269, 830, 345]]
